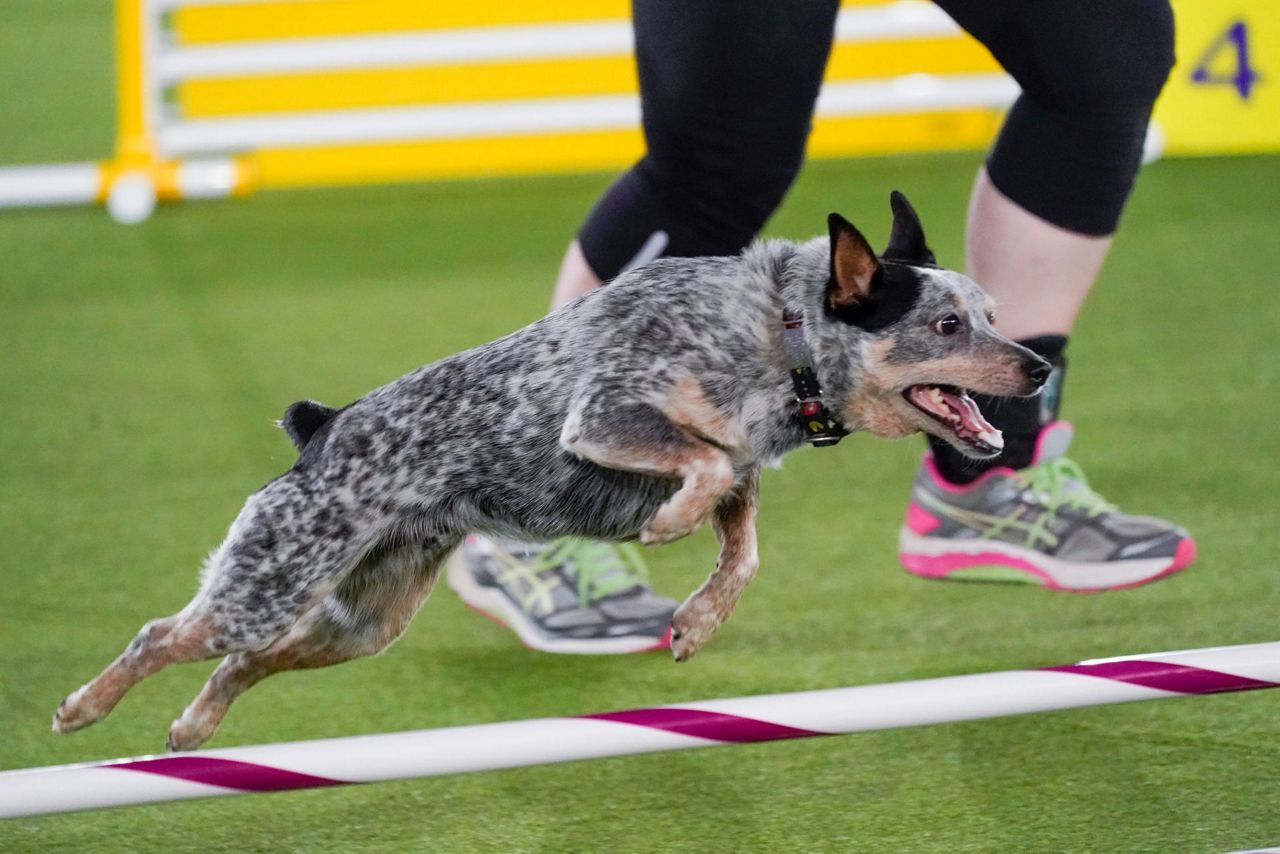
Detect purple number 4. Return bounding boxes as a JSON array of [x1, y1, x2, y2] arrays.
[[1191, 20, 1260, 100]]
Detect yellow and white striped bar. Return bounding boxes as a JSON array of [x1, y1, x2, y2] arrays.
[[163, 0, 636, 41], [158, 4, 964, 81], [143, 0, 1013, 191], [1, 0, 1272, 218], [0, 0, 1016, 216], [157, 75, 1018, 157]]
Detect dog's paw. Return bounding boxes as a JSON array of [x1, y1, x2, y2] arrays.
[[166, 724, 206, 753], [640, 509, 700, 546], [51, 686, 104, 734], [670, 604, 721, 663], [167, 707, 218, 752], [639, 522, 693, 547]]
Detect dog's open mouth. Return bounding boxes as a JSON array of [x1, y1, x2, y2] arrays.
[[904, 385, 1004, 455]]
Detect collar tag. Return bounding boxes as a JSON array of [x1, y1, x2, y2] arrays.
[[782, 312, 848, 447]]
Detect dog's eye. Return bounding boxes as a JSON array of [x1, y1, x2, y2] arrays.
[[986, 311, 996, 324], [934, 315, 962, 335]]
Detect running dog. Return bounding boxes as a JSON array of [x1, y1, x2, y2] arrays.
[[53, 192, 1049, 750]]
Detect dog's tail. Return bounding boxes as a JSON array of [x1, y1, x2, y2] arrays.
[[278, 400, 339, 450]]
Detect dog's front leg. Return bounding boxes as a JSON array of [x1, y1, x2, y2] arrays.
[[561, 400, 736, 545], [671, 468, 760, 662]]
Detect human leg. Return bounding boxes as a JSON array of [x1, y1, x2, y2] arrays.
[[553, 0, 840, 305], [459, 0, 841, 649], [900, 0, 1193, 590], [929, 0, 1176, 475]]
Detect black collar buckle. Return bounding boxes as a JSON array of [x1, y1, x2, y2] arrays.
[[783, 312, 848, 447]]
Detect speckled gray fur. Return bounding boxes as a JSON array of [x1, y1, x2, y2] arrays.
[[197, 247, 816, 644], [53, 196, 1048, 747]]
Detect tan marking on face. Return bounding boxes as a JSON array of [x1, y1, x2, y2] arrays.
[[860, 347, 1036, 400], [865, 337, 896, 366], [843, 339, 922, 437], [841, 337, 1038, 440], [840, 389, 918, 439], [903, 350, 1036, 397]]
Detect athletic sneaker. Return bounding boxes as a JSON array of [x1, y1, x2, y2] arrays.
[[899, 422, 1196, 591], [447, 535, 675, 654]]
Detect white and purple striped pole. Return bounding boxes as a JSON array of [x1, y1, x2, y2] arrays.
[[5, 640, 1279, 819]]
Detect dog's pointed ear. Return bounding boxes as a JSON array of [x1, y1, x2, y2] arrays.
[[826, 212, 881, 312], [884, 190, 936, 266]]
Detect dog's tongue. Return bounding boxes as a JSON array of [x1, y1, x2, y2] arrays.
[[919, 387, 1004, 449], [939, 388, 997, 436], [908, 385, 1004, 449]]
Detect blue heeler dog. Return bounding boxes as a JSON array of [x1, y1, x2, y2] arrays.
[[54, 192, 1049, 750]]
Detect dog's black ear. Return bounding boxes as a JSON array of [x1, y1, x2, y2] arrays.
[[883, 190, 937, 266], [280, 399, 338, 451], [826, 212, 881, 312]]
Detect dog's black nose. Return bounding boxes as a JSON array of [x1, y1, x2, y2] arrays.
[[1026, 357, 1053, 387]]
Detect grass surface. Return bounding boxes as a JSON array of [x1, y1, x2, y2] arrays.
[[3, 3, 1280, 852]]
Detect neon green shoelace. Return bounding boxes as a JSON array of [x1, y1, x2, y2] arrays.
[[527, 538, 653, 607], [917, 457, 1118, 550], [1014, 456, 1116, 548]]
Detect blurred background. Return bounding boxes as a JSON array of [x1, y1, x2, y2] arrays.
[[2, 0, 1276, 212], [2, 1, 1278, 850]]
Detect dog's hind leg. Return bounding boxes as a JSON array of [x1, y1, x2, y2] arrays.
[[52, 609, 226, 734], [53, 476, 386, 735], [561, 400, 736, 546], [671, 468, 760, 663], [166, 537, 453, 751]]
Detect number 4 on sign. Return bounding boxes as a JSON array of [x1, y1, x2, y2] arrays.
[[1191, 20, 1260, 100]]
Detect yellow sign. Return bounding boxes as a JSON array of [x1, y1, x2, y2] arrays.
[[57, 0, 1280, 215], [1155, 0, 1279, 154]]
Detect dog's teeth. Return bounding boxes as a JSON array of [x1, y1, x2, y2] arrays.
[[978, 428, 1004, 450]]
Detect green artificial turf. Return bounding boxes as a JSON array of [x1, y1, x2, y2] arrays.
[[3, 4, 1280, 852]]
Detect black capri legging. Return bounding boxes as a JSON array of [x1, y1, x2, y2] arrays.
[[578, 0, 1176, 281]]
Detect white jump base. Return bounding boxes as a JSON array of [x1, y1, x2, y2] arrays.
[[4, 640, 1278, 819]]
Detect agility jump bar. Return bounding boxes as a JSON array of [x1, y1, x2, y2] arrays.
[[5, 640, 1279, 819]]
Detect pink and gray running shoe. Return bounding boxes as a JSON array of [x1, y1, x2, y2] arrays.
[[899, 422, 1197, 591]]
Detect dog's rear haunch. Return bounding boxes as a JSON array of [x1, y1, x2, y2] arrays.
[[54, 193, 1048, 750]]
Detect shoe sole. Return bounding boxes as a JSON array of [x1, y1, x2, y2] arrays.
[[445, 552, 672, 655], [898, 528, 1197, 592]]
